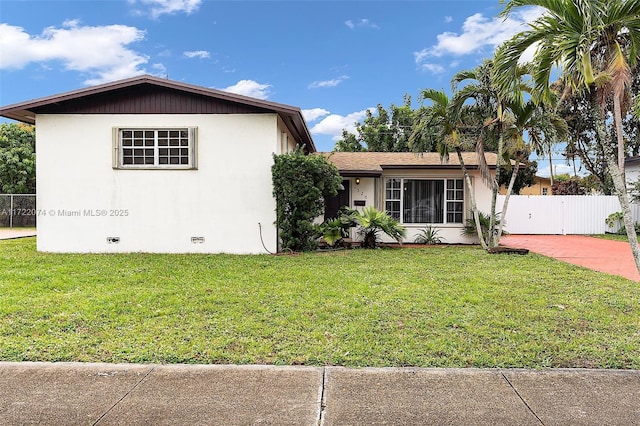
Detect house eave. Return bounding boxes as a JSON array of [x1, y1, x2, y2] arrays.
[[338, 170, 383, 177], [1, 110, 36, 125], [380, 164, 495, 170], [625, 156, 640, 166], [0, 74, 316, 152]]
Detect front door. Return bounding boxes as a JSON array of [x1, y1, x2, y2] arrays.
[[325, 180, 350, 219]]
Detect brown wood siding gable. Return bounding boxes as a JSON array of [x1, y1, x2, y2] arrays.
[[31, 84, 270, 115]]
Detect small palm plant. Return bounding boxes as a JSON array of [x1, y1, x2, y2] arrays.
[[319, 218, 344, 247], [319, 207, 360, 247], [414, 226, 444, 245], [462, 211, 502, 245], [356, 206, 406, 248]]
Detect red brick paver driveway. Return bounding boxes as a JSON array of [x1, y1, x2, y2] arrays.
[[502, 235, 639, 282]]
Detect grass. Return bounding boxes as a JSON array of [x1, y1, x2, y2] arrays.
[[591, 233, 632, 242], [1, 237, 639, 369]]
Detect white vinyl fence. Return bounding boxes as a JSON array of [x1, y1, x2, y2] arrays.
[[497, 195, 640, 235]]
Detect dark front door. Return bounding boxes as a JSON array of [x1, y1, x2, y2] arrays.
[[325, 180, 350, 219]]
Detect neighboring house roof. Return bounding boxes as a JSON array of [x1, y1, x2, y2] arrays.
[[0, 74, 315, 152], [322, 151, 500, 177], [626, 156, 640, 167]]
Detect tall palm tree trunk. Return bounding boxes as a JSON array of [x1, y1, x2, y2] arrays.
[[548, 147, 555, 186], [594, 105, 640, 274], [456, 147, 488, 250], [497, 160, 520, 242], [613, 95, 626, 175], [488, 133, 504, 248]]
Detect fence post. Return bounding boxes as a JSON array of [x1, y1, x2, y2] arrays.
[[561, 200, 565, 235]]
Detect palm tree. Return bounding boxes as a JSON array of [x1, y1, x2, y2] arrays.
[[409, 88, 490, 249], [450, 59, 531, 247], [412, 61, 542, 249], [497, 99, 568, 240], [494, 0, 640, 274]]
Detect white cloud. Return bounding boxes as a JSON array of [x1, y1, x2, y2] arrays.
[[419, 63, 446, 74], [308, 75, 349, 89], [345, 19, 379, 30], [129, 0, 202, 18], [444, 16, 453, 23], [221, 80, 271, 99], [537, 163, 573, 178], [519, 44, 539, 64], [302, 108, 330, 123], [310, 108, 375, 140], [184, 50, 210, 59], [151, 63, 167, 75], [414, 7, 544, 72], [0, 21, 150, 85]]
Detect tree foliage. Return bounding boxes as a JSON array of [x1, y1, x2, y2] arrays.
[[0, 123, 36, 194], [272, 149, 343, 251], [334, 96, 433, 152], [551, 178, 586, 195], [557, 69, 640, 194], [498, 160, 538, 195]]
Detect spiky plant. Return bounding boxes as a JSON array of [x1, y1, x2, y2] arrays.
[[356, 207, 406, 248], [414, 226, 444, 245]]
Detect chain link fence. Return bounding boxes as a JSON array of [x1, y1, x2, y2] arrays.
[[0, 194, 37, 228]]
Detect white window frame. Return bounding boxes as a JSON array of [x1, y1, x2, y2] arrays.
[[113, 127, 197, 170], [385, 178, 402, 220], [445, 179, 464, 224], [384, 177, 464, 225]]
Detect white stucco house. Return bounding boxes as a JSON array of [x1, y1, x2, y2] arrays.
[[0, 75, 309, 254], [626, 156, 640, 189], [1, 75, 497, 252], [322, 152, 497, 244]]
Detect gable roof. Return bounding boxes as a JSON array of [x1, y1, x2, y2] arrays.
[[322, 152, 500, 176], [0, 74, 316, 152]]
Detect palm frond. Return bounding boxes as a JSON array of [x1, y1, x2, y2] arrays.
[[607, 41, 633, 107], [474, 134, 497, 191]]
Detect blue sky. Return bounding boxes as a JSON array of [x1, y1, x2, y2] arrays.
[[0, 0, 571, 176]]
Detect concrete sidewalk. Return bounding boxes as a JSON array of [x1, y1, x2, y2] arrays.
[[1, 363, 638, 425]]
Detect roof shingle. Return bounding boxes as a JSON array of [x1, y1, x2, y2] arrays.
[[321, 152, 499, 176]]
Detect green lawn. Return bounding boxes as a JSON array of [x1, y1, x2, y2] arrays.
[[1, 237, 638, 368], [591, 233, 632, 242]]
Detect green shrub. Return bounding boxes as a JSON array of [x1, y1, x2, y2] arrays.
[[272, 149, 342, 251]]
